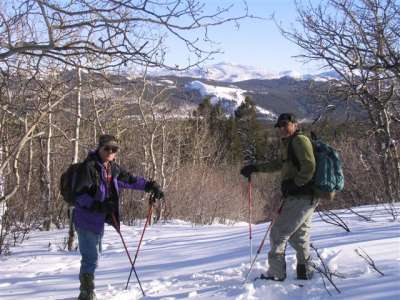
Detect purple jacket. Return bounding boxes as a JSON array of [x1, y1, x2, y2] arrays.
[[74, 151, 148, 234]]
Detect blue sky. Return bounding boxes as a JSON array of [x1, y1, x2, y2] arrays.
[[164, 0, 323, 73]]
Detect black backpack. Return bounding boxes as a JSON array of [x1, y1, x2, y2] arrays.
[[59, 163, 84, 205]]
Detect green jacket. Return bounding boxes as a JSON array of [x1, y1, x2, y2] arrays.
[[257, 131, 316, 186]]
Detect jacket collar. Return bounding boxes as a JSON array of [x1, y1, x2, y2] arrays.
[[281, 129, 301, 143]]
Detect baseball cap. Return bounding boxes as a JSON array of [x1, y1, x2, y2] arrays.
[[274, 113, 297, 128], [98, 134, 119, 149]]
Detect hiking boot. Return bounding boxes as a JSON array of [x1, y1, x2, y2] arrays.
[[297, 264, 313, 280], [78, 290, 96, 300], [260, 273, 286, 281], [78, 273, 97, 300]]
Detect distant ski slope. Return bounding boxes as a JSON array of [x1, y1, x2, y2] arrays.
[[185, 80, 277, 119]]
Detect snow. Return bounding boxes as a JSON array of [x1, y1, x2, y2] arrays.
[[1, 204, 399, 300], [255, 106, 277, 119], [158, 79, 176, 86], [187, 63, 279, 82], [185, 80, 276, 119], [149, 62, 340, 83]]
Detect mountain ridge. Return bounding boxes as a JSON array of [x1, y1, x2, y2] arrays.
[[149, 62, 340, 83]]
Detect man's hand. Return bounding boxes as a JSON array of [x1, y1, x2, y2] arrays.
[[240, 165, 258, 178], [145, 180, 164, 200], [281, 179, 300, 197]]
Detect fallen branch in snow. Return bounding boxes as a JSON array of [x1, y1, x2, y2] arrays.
[[384, 203, 399, 221], [310, 244, 344, 295], [318, 210, 350, 232], [347, 208, 374, 222], [355, 248, 385, 276]]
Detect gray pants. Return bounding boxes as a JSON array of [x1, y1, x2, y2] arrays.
[[267, 195, 318, 279]]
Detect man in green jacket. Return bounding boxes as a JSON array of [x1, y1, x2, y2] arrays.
[[241, 113, 318, 281]]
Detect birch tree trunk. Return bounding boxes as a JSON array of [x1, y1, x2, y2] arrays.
[[73, 67, 82, 164], [0, 145, 5, 227], [23, 116, 33, 222], [43, 97, 53, 231], [67, 67, 82, 251], [0, 92, 70, 204], [158, 124, 167, 222]]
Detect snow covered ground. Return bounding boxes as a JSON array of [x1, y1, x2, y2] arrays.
[[0, 204, 399, 300]]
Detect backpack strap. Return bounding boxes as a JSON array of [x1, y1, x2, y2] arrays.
[[310, 131, 318, 141], [287, 132, 300, 171], [287, 131, 316, 202], [288, 131, 318, 171]]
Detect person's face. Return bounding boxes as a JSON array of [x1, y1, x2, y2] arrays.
[[98, 145, 118, 162], [278, 121, 298, 138]]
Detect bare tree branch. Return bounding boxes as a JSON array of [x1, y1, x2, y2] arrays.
[[0, 0, 250, 70], [310, 244, 344, 295], [355, 247, 385, 276]]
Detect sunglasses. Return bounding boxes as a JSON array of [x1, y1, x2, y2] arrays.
[[102, 146, 119, 153]]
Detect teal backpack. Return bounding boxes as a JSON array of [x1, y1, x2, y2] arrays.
[[288, 133, 344, 200]]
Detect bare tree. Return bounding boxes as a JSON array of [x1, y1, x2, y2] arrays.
[[279, 0, 400, 212], [42, 89, 54, 230], [73, 67, 82, 164], [67, 66, 82, 250], [0, 107, 6, 224], [0, 0, 250, 238], [0, 85, 72, 204], [131, 72, 174, 224], [0, 0, 249, 71]]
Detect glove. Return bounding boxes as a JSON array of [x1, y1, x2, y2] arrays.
[[281, 179, 301, 197], [240, 165, 258, 178], [145, 180, 164, 200]]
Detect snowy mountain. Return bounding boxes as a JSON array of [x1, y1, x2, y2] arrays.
[[62, 68, 358, 123], [145, 62, 352, 122], [1, 204, 399, 299], [184, 80, 277, 119], [150, 62, 340, 83], [151, 73, 356, 123], [143, 73, 360, 122]]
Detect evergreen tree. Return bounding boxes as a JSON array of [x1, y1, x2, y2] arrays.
[[193, 96, 268, 164], [234, 96, 268, 163], [197, 96, 213, 117], [224, 116, 242, 162], [209, 102, 225, 134]]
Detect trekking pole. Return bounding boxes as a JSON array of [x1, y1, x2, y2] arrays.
[[244, 221, 272, 282], [125, 194, 155, 290], [111, 213, 146, 297], [247, 176, 253, 266], [244, 201, 283, 282]]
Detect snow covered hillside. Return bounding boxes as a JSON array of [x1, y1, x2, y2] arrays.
[[1, 204, 399, 300], [185, 80, 277, 119]]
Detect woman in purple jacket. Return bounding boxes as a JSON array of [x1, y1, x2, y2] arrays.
[[74, 134, 163, 300]]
